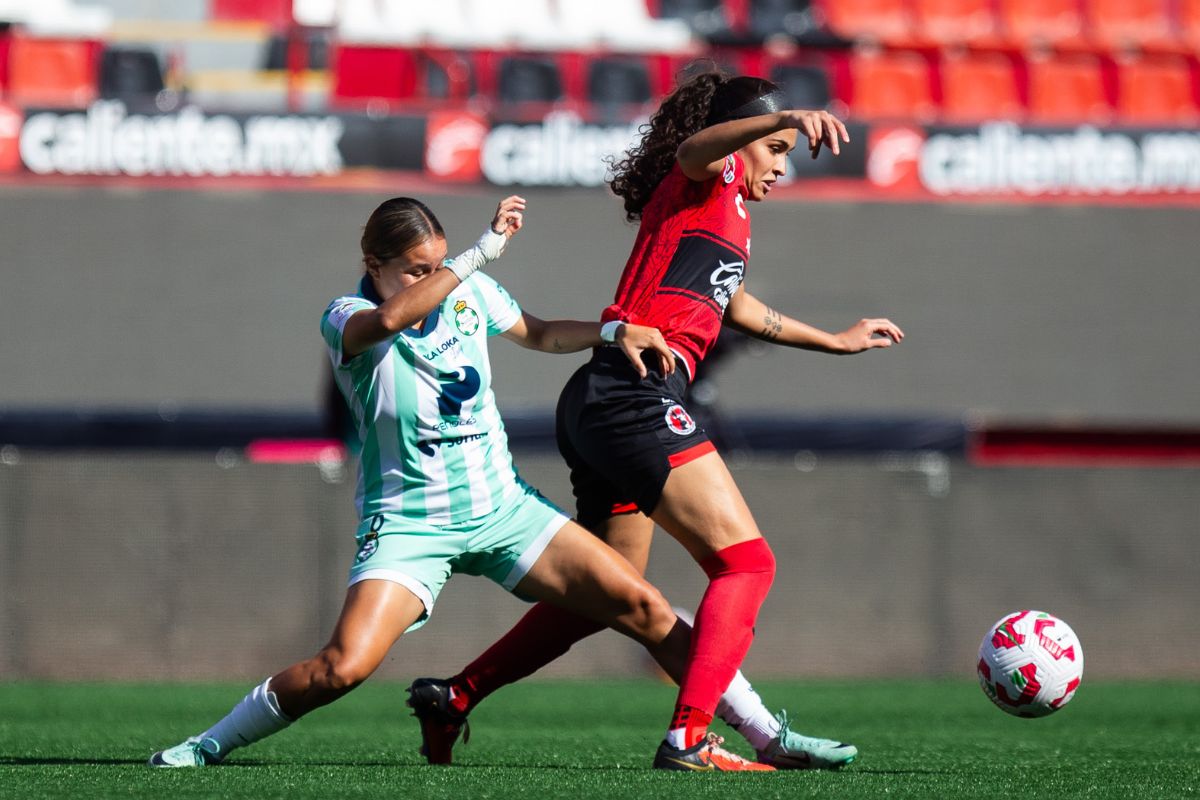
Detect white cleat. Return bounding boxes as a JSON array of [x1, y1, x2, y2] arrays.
[[148, 736, 222, 767]]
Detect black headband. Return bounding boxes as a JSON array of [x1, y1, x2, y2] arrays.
[[709, 89, 789, 125]]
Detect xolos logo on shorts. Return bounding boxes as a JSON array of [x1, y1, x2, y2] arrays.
[[664, 404, 696, 436]]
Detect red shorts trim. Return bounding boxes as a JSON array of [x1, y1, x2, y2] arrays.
[[609, 501, 640, 516], [667, 440, 716, 469]]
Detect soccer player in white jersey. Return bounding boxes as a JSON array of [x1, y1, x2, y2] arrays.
[[149, 195, 708, 768]]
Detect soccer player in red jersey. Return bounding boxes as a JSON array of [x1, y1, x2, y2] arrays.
[[410, 72, 904, 772]]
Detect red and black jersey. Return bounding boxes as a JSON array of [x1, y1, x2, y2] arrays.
[[602, 153, 751, 379]]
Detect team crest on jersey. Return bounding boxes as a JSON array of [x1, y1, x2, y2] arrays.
[[723, 154, 736, 184], [453, 299, 480, 335], [664, 404, 697, 436], [355, 532, 379, 563]]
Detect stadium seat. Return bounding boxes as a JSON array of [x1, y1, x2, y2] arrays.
[[1116, 56, 1198, 126], [819, 0, 913, 45], [1183, 0, 1200, 49], [561, 0, 694, 52], [0, 30, 10, 94], [770, 62, 832, 110], [588, 57, 653, 106], [911, 0, 1001, 45], [997, 0, 1086, 48], [292, 0, 336, 27], [14, 0, 110, 37], [1084, 0, 1180, 52], [337, 0, 423, 44], [420, 50, 475, 101], [6, 35, 99, 108], [98, 46, 164, 108], [848, 49, 935, 121], [497, 56, 563, 104], [1026, 54, 1111, 125], [656, 0, 736, 41], [749, 0, 823, 41], [209, 0, 292, 26], [939, 52, 1022, 124], [331, 45, 418, 104]]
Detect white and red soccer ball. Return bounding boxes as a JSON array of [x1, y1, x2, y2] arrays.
[[977, 610, 1084, 718]]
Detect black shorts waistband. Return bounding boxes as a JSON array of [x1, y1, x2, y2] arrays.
[[589, 346, 690, 394]]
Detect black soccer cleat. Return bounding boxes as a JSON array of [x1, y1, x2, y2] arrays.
[[653, 733, 776, 772], [406, 677, 470, 765]]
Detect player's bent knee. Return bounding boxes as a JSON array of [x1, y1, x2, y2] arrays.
[[313, 649, 376, 694], [624, 583, 676, 640]]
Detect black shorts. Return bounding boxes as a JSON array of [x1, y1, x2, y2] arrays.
[[555, 347, 715, 528]]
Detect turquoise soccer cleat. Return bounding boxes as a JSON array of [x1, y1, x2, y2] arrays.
[[754, 710, 858, 770], [148, 736, 222, 767]]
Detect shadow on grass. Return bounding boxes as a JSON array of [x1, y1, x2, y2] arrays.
[[2, 756, 950, 775], [0, 757, 149, 766]]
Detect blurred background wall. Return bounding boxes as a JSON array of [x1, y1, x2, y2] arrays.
[[1, 0, 1197, 681]]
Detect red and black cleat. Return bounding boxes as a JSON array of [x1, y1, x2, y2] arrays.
[[406, 677, 470, 765]]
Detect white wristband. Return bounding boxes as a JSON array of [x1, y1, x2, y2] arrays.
[[445, 228, 508, 282], [600, 320, 624, 343]]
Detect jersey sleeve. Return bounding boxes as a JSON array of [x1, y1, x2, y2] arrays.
[[470, 272, 523, 335], [320, 295, 376, 367]]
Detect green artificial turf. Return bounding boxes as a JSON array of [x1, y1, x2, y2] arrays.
[[1, 680, 1197, 799]]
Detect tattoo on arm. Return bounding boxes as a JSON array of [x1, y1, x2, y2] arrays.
[[758, 307, 783, 341], [553, 337, 564, 352]]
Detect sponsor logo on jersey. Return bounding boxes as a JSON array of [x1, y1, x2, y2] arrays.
[[424, 336, 460, 360], [328, 300, 364, 329], [723, 154, 736, 184], [355, 533, 378, 563], [710, 259, 745, 312], [664, 404, 697, 436], [453, 300, 480, 335], [356, 516, 385, 563]]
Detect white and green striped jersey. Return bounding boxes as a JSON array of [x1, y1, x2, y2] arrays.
[[320, 272, 524, 525]]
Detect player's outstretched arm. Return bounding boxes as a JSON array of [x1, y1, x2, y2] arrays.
[[676, 110, 850, 181], [725, 287, 904, 354], [501, 315, 675, 378]]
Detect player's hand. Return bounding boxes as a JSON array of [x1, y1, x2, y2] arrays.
[[833, 318, 904, 353], [780, 110, 849, 159], [490, 195, 526, 238], [615, 323, 675, 379]]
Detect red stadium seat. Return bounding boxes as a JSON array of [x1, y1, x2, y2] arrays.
[[911, 0, 1001, 45], [849, 49, 935, 121], [1177, 0, 1200, 49], [939, 52, 1023, 124], [997, 0, 1087, 48], [0, 32, 10, 94], [1027, 54, 1111, 125], [7, 36, 99, 109], [819, 0, 914, 45], [1116, 56, 1198, 126], [209, 0, 293, 26], [1084, 0, 1180, 52], [331, 45, 418, 106]]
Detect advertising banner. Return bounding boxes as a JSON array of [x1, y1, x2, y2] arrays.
[[3, 100, 1199, 205], [867, 122, 1200, 199]]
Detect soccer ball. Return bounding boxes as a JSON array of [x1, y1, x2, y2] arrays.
[[977, 610, 1083, 718]]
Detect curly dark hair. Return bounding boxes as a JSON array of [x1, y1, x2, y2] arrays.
[[607, 71, 781, 221]]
